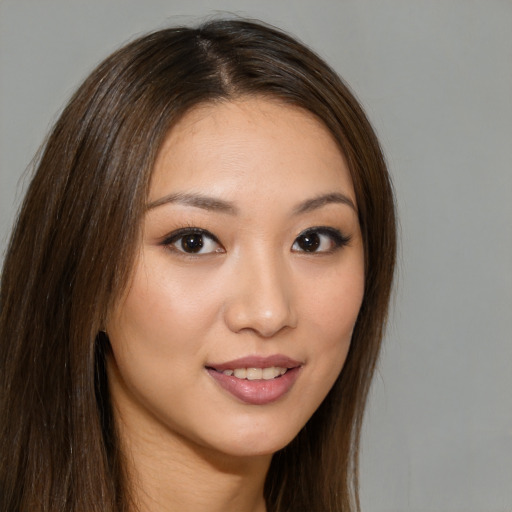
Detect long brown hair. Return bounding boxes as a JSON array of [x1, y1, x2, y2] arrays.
[[0, 19, 396, 512]]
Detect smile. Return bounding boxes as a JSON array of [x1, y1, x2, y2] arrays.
[[219, 367, 288, 380], [205, 355, 302, 405]]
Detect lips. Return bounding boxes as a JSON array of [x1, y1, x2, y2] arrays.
[[206, 355, 302, 405]]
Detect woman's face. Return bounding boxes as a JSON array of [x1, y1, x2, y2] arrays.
[[107, 97, 364, 458]]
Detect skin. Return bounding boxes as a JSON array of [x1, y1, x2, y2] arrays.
[[106, 97, 365, 512]]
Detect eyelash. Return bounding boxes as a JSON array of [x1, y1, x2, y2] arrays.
[[162, 227, 224, 255], [161, 226, 351, 256], [292, 227, 351, 254]]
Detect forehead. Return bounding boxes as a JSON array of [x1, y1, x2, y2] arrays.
[[149, 97, 355, 208]]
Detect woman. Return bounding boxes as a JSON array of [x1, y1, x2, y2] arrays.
[[0, 19, 396, 512]]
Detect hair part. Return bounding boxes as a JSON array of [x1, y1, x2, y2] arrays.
[[0, 19, 396, 512]]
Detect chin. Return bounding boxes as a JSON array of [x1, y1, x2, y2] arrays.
[[197, 419, 304, 460]]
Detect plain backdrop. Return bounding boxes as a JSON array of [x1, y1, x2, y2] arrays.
[[1, 1, 511, 511]]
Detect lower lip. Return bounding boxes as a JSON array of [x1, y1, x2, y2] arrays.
[[206, 367, 301, 405]]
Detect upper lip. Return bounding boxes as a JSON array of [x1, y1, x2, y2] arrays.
[[206, 354, 302, 372]]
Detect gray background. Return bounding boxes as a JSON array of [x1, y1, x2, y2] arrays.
[[1, 1, 511, 511]]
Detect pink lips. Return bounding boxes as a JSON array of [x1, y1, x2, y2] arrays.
[[206, 355, 302, 406]]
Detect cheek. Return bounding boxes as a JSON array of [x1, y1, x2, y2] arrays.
[[110, 258, 219, 353], [104, 259, 216, 422], [301, 261, 364, 379], [304, 260, 365, 338]]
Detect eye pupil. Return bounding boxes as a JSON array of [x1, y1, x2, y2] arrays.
[[297, 233, 320, 252], [181, 234, 204, 253]]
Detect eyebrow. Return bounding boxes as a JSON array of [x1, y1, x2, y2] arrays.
[[146, 191, 356, 215], [293, 192, 357, 215], [146, 192, 238, 214]]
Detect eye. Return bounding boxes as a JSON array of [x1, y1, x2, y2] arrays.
[[163, 228, 224, 255], [292, 227, 350, 253]]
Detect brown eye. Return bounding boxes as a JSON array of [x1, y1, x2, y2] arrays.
[[180, 233, 204, 253], [292, 227, 350, 254], [295, 233, 320, 252], [164, 228, 223, 255]]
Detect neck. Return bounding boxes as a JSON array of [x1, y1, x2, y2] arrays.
[[115, 410, 271, 512]]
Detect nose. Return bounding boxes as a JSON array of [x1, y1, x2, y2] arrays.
[[223, 251, 297, 338]]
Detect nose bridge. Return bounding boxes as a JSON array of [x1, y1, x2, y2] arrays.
[[224, 244, 297, 337]]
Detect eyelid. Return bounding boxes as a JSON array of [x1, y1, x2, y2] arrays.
[[293, 226, 351, 252], [161, 227, 224, 254], [162, 227, 213, 243], [159, 225, 350, 255]]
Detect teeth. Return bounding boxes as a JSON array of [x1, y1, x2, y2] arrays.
[[246, 368, 262, 380], [262, 367, 279, 379], [233, 368, 247, 379], [222, 366, 287, 380]]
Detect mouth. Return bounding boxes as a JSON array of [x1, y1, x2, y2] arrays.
[[205, 355, 302, 405], [205, 354, 301, 379], [207, 366, 289, 380]]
